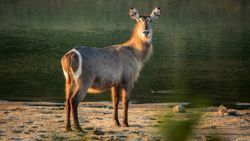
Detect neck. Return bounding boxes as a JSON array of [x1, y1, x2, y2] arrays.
[[122, 24, 153, 62]]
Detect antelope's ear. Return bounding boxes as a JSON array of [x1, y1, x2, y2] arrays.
[[150, 7, 160, 21], [129, 7, 140, 20]]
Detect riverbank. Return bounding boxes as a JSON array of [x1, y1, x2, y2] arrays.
[[0, 101, 249, 140]]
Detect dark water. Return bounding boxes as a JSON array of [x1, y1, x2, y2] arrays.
[[0, 0, 250, 104]]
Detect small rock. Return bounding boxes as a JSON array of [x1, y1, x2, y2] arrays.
[[0, 121, 7, 124], [56, 120, 64, 123], [173, 105, 185, 113], [54, 115, 62, 118], [131, 131, 143, 134], [228, 110, 237, 116], [107, 130, 115, 134], [157, 120, 164, 124], [28, 129, 36, 132], [93, 128, 104, 135], [218, 105, 228, 116], [40, 110, 53, 114], [106, 135, 115, 141], [4, 111, 9, 114], [106, 106, 112, 110], [39, 134, 48, 138], [25, 119, 33, 124], [17, 125, 25, 128], [0, 133, 5, 136], [51, 107, 64, 110], [205, 135, 215, 141], [13, 107, 25, 111], [239, 126, 246, 130], [103, 111, 112, 114], [116, 134, 126, 138], [38, 130, 46, 133], [12, 129, 23, 133], [151, 137, 162, 141], [24, 131, 31, 134], [84, 127, 94, 130], [210, 125, 217, 129], [9, 137, 23, 141], [149, 117, 157, 120], [35, 137, 42, 141], [0, 130, 5, 136], [91, 135, 100, 140], [194, 135, 206, 141], [123, 129, 129, 132], [95, 117, 102, 120], [77, 131, 86, 136]]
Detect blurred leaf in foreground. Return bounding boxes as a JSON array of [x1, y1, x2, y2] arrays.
[[160, 113, 200, 141]]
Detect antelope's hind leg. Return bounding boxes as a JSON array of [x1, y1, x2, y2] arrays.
[[111, 86, 121, 126], [70, 79, 92, 132], [65, 80, 73, 131]]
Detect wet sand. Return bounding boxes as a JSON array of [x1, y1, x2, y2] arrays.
[[0, 101, 249, 141]]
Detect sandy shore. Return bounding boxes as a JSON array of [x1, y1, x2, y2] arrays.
[[0, 101, 249, 141]]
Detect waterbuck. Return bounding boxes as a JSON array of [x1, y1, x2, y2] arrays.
[[61, 7, 160, 132]]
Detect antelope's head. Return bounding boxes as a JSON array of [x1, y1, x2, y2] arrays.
[[129, 7, 160, 42]]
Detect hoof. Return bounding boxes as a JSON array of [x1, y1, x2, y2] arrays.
[[66, 127, 73, 132], [122, 123, 129, 127], [76, 127, 83, 133], [114, 122, 121, 127]]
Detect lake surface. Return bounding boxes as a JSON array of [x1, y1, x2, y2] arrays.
[[0, 0, 249, 104]]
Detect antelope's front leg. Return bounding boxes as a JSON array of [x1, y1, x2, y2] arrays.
[[122, 83, 133, 127], [112, 86, 121, 126]]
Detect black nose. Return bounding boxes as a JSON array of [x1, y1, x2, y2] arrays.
[[143, 31, 149, 35]]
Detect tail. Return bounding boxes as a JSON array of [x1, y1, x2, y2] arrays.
[[61, 53, 73, 94]]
